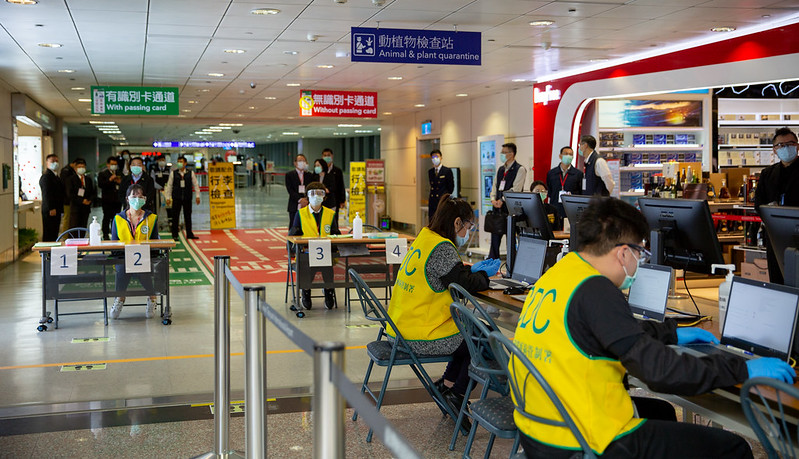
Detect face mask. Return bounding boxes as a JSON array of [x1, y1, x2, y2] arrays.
[[323, 156, 333, 164], [297, 161, 307, 171], [431, 156, 441, 166], [619, 248, 640, 290], [538, 191, 547, 201], [777, 145, 798, 163], [178, 162, 186, 169], [109, 164, 118, 172], [158, 161, 166, 168], [77, 167, 86, 175], [130, 166, 143, 176], [48, 162, 59, 171], [314, 165, 323, 174], [309, 196, 324, 207], [128, 196, 145, 210], [123, 155, 130, 161], [561, 155, 573, 166], [499, 153, 507, 163]]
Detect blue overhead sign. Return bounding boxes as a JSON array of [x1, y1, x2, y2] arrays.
[[351, 27, 481, 66], [152, 141, 255, 149]]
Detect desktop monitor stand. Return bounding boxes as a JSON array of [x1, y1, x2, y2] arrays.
[[784, 247, 799, 288]]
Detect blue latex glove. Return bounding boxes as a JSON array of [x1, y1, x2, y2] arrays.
[[746, 358, 796, 384], [676, 327, 719, 345], [471, 258, 500, 277], [470, 259, 490, 273]]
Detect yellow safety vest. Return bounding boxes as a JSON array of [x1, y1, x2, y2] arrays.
[[299, 205, 335, 237], [512, 252, 643, 454], [387, 227, 460, 341], [113, 212, 159, 243]]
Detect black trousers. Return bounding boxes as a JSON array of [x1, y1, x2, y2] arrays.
[[519, 397, 753, 459], [441, 340, 471, 395], [42, 212, 62, 242], [288, 211, 297, 229], [102, 202, 121, 239], [489, 232, 505, 259], [172, 198, 193, 237], [69, 204, 91, 230]]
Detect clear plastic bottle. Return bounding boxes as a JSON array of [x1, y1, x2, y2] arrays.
[[711, 264, 736, 330], [352, 212, 363, 239], [89, 216, 102, 245]]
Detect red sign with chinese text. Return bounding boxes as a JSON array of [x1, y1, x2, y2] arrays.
[[299, 90, 377, 118]]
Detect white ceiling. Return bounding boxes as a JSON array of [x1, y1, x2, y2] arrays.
[[1, 0, 798, 146]]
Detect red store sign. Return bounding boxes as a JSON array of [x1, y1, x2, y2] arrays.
[[299, 90, 377, 118]]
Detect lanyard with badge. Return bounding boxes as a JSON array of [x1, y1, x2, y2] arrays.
[[558, 168, 570, 203], [498, 167, 508, 191]]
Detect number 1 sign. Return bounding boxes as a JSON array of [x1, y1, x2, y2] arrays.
[[125, 245, 151, 273], [51, 246, 78, 276]]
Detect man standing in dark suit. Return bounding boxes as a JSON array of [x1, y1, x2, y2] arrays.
[[546, 146, 584, 221], [97, 156, 123, 239], [151, 154, 172, 231], [427, 149, 455, 221], [59, 158, 77, 234], [322, 148, 346, 219], [66, 158, 96, 229], [119, 156, 157, 213], [39, 154, 64, 241], [285, 153, 318, 227]]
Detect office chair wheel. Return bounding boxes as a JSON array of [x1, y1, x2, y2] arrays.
[[162, 319, 172, 325], [37, 325, 47, 332], [296, 311, 305, 318], [46, 317, 54, 324]]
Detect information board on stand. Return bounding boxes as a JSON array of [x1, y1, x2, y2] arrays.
[[477, 134, 504, 255], [208, 162, 236, 229], [349, 162, 366, 223]]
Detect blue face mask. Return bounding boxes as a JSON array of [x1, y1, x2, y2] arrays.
[[777, 145, 798, 163], [128, 196, 145, 210], [619, 248, 640, 290], [456, 233, 469, 247], [499, 153, 507, 163], [130, 166, 143, 176]]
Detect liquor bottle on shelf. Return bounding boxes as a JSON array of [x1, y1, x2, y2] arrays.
[[737, 181, 747, 201], [676, 171, 683, 198], [718, 179, 731, 200], [686, 166, 693, 184], [707, 180, 716, 201]]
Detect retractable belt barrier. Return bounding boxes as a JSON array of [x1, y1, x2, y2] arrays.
[[196, 255, 421, 459]]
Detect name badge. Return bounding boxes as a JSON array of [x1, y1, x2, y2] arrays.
[[298, 185, 305, 194], [180, 180, 185, 188], [582, 178, 587, 190], [115, 184, 119, 190], [499, 180, 506, 190], [558, 190, 569, 203], [77, 188, 85, 197], [439, 175, 445, 179]]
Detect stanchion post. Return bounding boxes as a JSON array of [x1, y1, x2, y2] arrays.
[[244, 286, 267, 458], [313, 342, 345, 459]]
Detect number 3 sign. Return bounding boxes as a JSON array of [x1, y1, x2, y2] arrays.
[[385, 238, 407, 265], [125, 245, 151, 273], [308, 239, 332, 267]]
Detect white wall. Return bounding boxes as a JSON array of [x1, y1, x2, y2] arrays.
[[381, 86, 534, 231], [0, 83, 15, 267]]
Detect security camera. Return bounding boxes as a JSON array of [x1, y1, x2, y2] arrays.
[[232, 129, 241, 134], [307, 33, 319, 42], [250, 82, 256, 89]]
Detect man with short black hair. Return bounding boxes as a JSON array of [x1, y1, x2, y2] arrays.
[[427, 149, 454, 221], [285, 153, 318, 228], [754, 126, 799, 284], [580, 135, 614, 196], [511, 197, 790, 459], [546, 146, 583, 222], [65, 158, 96, 229], [59, 158, 78, 234], [165, 155, 201, 240], [151, 154, 172, 231], [321, 148, 346, 219], [97, 156, 123, 239], [39, 154, 64, 241], [488, 142, 526, 259]]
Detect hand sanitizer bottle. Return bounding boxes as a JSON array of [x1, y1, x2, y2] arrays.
[[89, 216, 102, 245], [352, 212, 363, 239]]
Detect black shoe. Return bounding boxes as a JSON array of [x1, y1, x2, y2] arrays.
[[433, 378, 447, 395], [324, 290, 337, 310], [302, 290, 312, 310], [442, 389, 471, 432], [171, 234, 179, 240], [186, 233, 199, 239]]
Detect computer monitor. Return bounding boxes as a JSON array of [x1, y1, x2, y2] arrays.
[[503, 192, 555, 241], [627, 264, 672, 321], [637, 197, 725, 274], [511, 235, 549, 284], [759, 205, 799, 287], [561, 195, 594, 250]]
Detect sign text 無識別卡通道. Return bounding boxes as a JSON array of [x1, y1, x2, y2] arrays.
[[299, 90, 377, 118]]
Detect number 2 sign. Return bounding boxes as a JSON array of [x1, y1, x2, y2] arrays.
[[385, 238, 407, 265], [125, 245, 151, 273]]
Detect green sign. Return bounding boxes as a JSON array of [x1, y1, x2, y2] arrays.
[[91, 86, 179, 115]]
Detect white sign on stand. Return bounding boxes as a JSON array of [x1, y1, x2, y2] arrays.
[[308, 239, 333, 267], [125, 245, 151, 273], [385, 238, 407, 264], [51, 246, 78, 276]]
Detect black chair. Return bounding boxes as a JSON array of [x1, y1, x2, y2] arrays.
[[344, 224, 393, 312], [348, 268, 461, 441], [449, 301, 518, 458], [489, 331, 597, 459], [51, 227, 107, 327], [741, 376, 799, 459]]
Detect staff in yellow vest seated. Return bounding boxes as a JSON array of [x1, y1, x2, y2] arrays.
[[512, 197, 794, 459], [289, 182, 340, 310], [110, 184, 160, 320], [387, 194, 500, 430]]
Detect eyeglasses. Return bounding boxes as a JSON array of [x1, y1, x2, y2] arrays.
[[774, 141, 799, 149], [461, 220, 475, 231], [616, 243, 651, 265]]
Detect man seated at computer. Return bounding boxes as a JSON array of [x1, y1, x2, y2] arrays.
[[511, 197, 794, 459], [288, 182, 339, 310]]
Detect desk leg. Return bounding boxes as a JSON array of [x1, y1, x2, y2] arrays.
[[38, 253, 53, 332], [163, 251, 172, 325]]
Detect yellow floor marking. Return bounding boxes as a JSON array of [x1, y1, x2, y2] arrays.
[[0, 345, 367, 371]]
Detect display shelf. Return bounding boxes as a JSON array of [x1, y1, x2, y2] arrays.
[[720, 164, 767, 168], [599, 146, 702, 151], [718, 235, 745, 242], [719, 120, 799, 126], [619, 191, 645, 197], [718, 145, 772, 149], [620, 165, 664, 171], [597, 126, 705, 132]]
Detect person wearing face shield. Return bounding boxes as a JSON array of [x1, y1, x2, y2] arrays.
[[65, 157, 96, 229], [754, 127, 799, 284], [39, 154, 64, 241], [288, 182, 340, 310], [110, 184, 160, 320], [427, 149, 454, 222], [546, 146, 583, 222], [386, 194, 498, 431], [529, 180, 562, 231], [510, 197, 784, 459], [285, 153, 319, 228]]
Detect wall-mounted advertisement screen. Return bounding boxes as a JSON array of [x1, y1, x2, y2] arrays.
[[598, 99, 703, 128], [421, 120, 432, 135]]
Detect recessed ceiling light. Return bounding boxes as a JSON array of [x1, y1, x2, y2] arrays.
[[200, 89, 211, 92], [333, 132, 347, 136], [456, 93, 468, 97], [529, 20, 555, 26], [207, 72, 225, 77], [38, 43, 62, 48], [282, 132, 299, 135], [224, 49, 246, 54], [383, 112, 392, 115], [387, 76, 403, 80], [214, 126, 232, 129], [512, 79, 527, 82], [248, 106, 256, 110], [414, 104, 425, 108], [283, 51, 299, 55], [182, 109, 191, 113], [710, 26, 736, 32], [251, 8, 280, 15], [354, 130, 373, 133], [286, 83, 300, 87], [58, 69, 75, 73], [77, 98, 91, 102], [264, 96, 277, 100], [71, 87, 85, 90], [338, 124, 361, 127], [187, 100, 197, 104], [6, 0, 38, 4], [317, 64, 334, 69]]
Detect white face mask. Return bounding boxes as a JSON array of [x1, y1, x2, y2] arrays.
[[309, 196, 324, 207], [431, 156, 441, 166], [48, 162, 59, 171], [77, 167, 86, 175], [297, 161, 307, 171], [109, 164, 118, 172], [158, 161, 166, 168]]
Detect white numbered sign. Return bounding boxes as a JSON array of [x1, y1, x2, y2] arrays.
[[125, 244, 151, 273], [51, 246, 78, 276], [308, 239, 333, 267], [385, 238, 408, 265]]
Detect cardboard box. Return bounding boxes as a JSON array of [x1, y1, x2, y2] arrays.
[[741, 260, 769, 282]]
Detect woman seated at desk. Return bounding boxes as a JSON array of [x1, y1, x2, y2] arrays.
[[387, 194, 500, 427], [110, 184, 160, 319], [289, 181, 340, 310], [530, 180, 562, 231]]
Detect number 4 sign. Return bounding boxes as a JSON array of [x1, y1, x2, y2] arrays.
[[125, 245, 151, 273], [308, 239, 333, 267], [385, 238, 407, 264], [51, 246, 78, 276]]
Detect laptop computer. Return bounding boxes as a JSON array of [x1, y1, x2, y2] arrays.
[[679, 276, 799, 362], [489, 236, 548, 290], [628, 264, 672, 321]]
